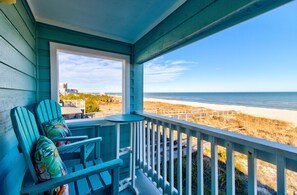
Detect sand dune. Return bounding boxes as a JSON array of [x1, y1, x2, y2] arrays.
[[145, 98, 297, 126]]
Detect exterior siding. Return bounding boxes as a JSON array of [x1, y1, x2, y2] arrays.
[[35, 24, 133, 171], [0, 1, 36, 194], [36, 23, 132, 100]]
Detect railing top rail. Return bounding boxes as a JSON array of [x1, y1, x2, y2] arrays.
[[136, 112, 297, 161]]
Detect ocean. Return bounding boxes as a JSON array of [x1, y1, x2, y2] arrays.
[[143, 92, 297, 111]]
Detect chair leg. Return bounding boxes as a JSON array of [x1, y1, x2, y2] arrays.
[[112, 167, 120, 195]]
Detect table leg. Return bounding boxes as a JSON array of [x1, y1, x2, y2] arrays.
[[116, 123, 120, 158], [129, 122, 133, 180], [132, 122, 136, 189], [95, 126, 100, 159]]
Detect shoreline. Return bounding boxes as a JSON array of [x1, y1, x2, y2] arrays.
[[144, 97, 297, 126]]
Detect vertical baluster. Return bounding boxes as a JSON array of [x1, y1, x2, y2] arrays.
[[142, 120, 146, 171], [197, 132, 203, 195], [156, 122, 161, 187], [248, 149, 257, 195], [211, 137, 218, 195], [137, 122, 140, 165], [129, 122, 133, 180], [139, 121, 143, 167], [147, 121, 151, 175], [152, 121, 156, 178], [226, 142, 235, 195], [163, 124, 167, 194], [169, 124, 174, 194], [177, 126, 182, 195], [277, 155, 286, 194], [186, 129, 192, 195]]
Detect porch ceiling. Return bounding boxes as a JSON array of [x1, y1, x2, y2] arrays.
[[27, 0, 186, 43]]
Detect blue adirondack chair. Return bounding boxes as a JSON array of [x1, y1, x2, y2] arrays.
[[35, 99, 98, 163], [11, 106, 122, 195]]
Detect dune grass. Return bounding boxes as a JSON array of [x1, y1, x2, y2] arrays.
[[90, 98, 297, 193]]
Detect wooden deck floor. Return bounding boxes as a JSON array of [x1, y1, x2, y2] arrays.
[[120, 170, 161, 195]]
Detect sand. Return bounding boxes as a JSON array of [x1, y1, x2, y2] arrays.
[[144, 98, 297, 126]]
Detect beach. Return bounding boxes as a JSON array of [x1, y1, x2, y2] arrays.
[[145, 97, 297, 126]]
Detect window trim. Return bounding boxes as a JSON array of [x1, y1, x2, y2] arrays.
[[49, 42, 131, 113]]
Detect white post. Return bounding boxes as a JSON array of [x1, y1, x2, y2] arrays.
[[186, 129, 192, 195], [163, 124, 167, 193], [169, 125, 174, 194], [211, 137, 218, 195], [197, 132, 204, 195], [152, 122, 156, 178], [156, 122, 161, 187], [277, 155, 286, 194], [226, 142, 235, 195], [248, 149, 257, 195]]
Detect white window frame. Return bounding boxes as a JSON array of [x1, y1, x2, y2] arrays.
[[50, 42, 131, 113]]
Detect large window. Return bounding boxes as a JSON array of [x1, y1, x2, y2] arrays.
[[50, 43, 130, 119]]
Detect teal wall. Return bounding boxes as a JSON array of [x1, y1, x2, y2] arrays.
[[0, 1, 37, 194], [37, 23, 132, 101], [0, 2, 133, 193]]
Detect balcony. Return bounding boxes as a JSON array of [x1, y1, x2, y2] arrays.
[[0, 0, 295, 194], [66, 112, 297, 194]]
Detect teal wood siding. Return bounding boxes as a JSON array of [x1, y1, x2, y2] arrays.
[[37, 23, 132, 100], [0, 1, 36, 194], [130, 63, 143, 112]]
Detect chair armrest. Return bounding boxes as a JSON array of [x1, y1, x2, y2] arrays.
[[57, 137, 102, 153], [67, 123, 100, 130], [21, 159, 123, 194], [52, 135, 88, 142]]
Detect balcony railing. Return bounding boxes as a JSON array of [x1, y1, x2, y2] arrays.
[[135, 112, 297, 195]]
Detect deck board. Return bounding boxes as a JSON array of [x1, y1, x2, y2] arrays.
[[120, 170, 162, 195]]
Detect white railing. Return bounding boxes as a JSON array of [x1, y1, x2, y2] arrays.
[[135, 112, 297, 195]]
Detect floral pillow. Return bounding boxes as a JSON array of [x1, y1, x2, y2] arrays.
[[43, 117, 72, 147], [34, 136, 69, 195]]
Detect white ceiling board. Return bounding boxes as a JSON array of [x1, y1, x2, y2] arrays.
[[27, 0, 186, 43]]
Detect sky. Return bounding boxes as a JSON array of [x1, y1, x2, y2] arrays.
[[59, 1, 297, 93]]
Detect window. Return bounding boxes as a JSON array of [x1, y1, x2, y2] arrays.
[[50, 43, 130, 119]]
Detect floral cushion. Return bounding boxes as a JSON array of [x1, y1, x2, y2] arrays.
[[34, 136, 69, 195], [43, 117, 72, 147]]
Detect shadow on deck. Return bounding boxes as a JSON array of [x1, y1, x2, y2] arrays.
[[120, 170, 161, 195]]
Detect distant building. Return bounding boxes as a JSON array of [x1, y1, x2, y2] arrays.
[[67, 88, 78, 94], [59, 83, 78, 95], [59, 83, 67, 96]]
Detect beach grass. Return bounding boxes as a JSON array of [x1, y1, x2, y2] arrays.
[[84, 95, 297, 193]]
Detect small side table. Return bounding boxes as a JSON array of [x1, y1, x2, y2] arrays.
[[105, 114, 144, 194]]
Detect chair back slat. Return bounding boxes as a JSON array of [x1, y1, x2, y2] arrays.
[[51, 100, 60, 119], [44, 100, 54, 121], [36, 99, 63, 135], [10, 107, 40, 182]]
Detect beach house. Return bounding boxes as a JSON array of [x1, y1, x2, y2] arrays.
[[1, 0, 296, 194]]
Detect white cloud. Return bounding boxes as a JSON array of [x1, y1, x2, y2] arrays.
[[144, 57, 194, 83], [58, 52, 196, 92], [58, 52, 122, 93], [171, 60, 197, 65]]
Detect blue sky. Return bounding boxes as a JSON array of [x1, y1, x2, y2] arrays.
[[59, 1, 297, 93]]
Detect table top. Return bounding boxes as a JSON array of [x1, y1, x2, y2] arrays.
[[105, 114, 144, 123]]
